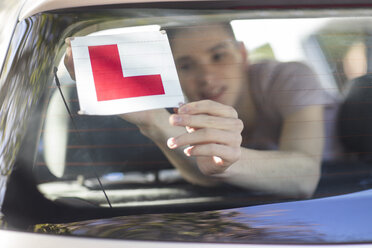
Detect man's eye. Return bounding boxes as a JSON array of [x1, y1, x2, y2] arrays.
[[212, 52, 227, 62], [179, 63, 193, 71]]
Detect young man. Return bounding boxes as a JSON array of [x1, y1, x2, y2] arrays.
[[65, 24, 337, 198]]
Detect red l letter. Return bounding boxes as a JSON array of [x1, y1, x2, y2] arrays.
[[88, 44, 165, 101]]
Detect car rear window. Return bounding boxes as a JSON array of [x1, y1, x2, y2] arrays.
[[2, 5, 372, 223]]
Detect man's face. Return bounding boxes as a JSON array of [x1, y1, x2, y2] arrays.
[[171, 25, 247, 107]]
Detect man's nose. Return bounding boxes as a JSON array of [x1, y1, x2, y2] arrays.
[[196, 64, 216, 86]]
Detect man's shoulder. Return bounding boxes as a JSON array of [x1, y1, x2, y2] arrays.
[[249, 60, 313, 76], [248, 60, 320, 97]]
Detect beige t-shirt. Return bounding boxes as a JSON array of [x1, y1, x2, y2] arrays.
[[246, 60, 339, 160]]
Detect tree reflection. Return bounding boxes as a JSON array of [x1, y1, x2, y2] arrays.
[[34, 210, 323, 243]]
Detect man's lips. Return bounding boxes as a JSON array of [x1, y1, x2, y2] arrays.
[[202, 86, 227, 101]]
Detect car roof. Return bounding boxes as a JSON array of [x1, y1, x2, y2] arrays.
[[19, 0, 199, 21], [18, 0, 372, 21]]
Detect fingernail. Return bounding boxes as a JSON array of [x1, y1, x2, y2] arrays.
[[178, 102, 185, 107], [178, 106, 189, 114], [171, 115, 182, 125], [184, 146, 192, 156], [213, 156, 223, 165], [167, 137, 177, 149]]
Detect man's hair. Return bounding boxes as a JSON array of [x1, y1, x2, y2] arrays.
[[164, 22, 237, 44]]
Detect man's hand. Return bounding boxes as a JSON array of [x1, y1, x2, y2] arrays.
[[64, 38, 171, 132], [64, 38, 75, 80], [167, 100, 244, 175]]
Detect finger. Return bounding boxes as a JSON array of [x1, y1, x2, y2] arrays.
[[172, 102, 185, 114], [198, 156, 229, 175], [169, 113, 244, 132], [184, 144, 241, 164], [65, 38, 71, 46], [183, 147, 225, 173], [64, 47, 75, 80], [167, 128, 241, 149], [64, 37, 75, 46], [66, 46, 73, 58], [213, 156, 224, 166], [178, 100, 238, 118]]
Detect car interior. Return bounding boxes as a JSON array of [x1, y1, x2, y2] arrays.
[[2, 6, 372, 232]]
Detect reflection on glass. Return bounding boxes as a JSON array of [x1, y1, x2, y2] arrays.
[[33, 210, 322, 243], [25, 13, 372, 209]]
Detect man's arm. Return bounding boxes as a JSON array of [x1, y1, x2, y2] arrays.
[[64, 39, 323, 197], [64, 38, 222, 187], [163, 101, 323, 198], [222, 105, 323, 198], [134, 109, 222, 187]]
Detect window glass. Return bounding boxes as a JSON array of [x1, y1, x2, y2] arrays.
[[5, 7, 372, 211]]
